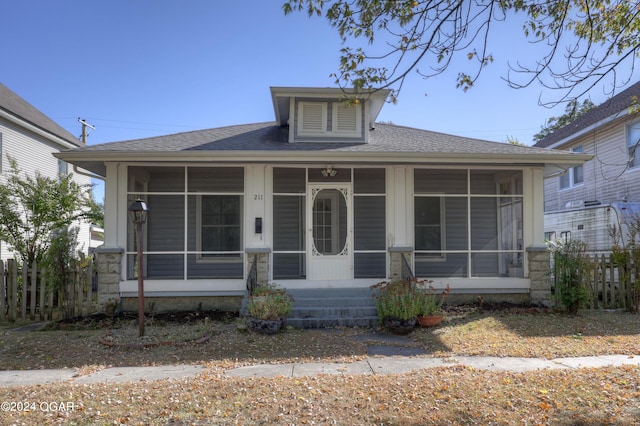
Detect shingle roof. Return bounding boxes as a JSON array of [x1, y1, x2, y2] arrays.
[[68, 121, 560, 156], [533, 80, 640, 148], [0, 82, 82, 147]]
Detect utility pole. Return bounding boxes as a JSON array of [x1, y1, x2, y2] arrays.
[[78, 118, 95, 144]]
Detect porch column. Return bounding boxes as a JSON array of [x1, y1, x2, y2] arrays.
[[389, 247, 413, 282], [94, 247, 124, 312], [527, 245, 552, 306], [246, 248, 270, 286]]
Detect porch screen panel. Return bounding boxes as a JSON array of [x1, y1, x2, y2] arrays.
[[415, 254, 467, 277], [185, 167, 244, 279], [144, 195, 185, 251], [274, 196, 305, 251], [354, 168, 386, 278], [444, 198, 468, 250], [354, 168, 385, 193], [354, 197, 385, 250], [273, 168, 306, 193], [354, 196, 386, 278], [273, 168, 306, 279], [471, 170, 523, 194], [414, 169, 466, 193], [470, 198, 498, 250], [354, 253, 386, 277], [127, 254, 184, 280], [188, 167, 244, 192], [273, 254, 306, 279], [471, 253, 498, 277], [187, 254, 243, 278], [415, 197, 468, 276], [128, 166, 184, 192]]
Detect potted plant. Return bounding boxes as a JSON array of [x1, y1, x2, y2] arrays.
[[247, 283, 293, 334], [371, 279, 423, 334], [415, 281, 450, 327]]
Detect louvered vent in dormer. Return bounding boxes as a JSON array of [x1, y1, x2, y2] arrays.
[[334, 102, 358, 133], [299, 102, 327, 134], [296, 99, 363, 141]]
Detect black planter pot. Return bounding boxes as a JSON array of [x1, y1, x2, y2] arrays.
[[382, 317, 417, 335], [247, 317, 284, 334]]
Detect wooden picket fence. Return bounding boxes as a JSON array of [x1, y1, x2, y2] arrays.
[[0, 258, 98, 322], [554, 254, 640, 311]]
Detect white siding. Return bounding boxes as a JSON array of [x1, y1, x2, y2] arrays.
[[0, 117, 92, 260], [544, 115, 640, 212]]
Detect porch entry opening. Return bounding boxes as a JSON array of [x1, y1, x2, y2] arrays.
[[308, 185, 352, 280], [272, 167, 387, 281]]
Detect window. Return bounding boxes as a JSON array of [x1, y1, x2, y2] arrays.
[[628, 121, 640, 169], [415, 197, 444, 256], [198, 195, 242, 260], [58, 159, 68, 177], [560, 145, 584, 189]]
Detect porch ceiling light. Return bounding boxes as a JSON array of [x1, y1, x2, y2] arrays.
[[321, 166, 337, 178], [128, 199, 149, 224]]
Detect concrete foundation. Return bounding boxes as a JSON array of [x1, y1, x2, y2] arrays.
[[120, 296, 243, 314]]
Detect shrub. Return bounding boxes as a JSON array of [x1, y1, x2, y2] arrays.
[[551, 239, 590, 314], [371, 279, 423, 321], [247, 284, 293, 320]]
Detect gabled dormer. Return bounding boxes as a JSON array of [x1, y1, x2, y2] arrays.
[[270, 87, 390, 143]]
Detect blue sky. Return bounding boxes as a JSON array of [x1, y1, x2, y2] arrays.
[[2, 1, 638, 201]]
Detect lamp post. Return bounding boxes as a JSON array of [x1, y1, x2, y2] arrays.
[[128, 199, 149, 337]]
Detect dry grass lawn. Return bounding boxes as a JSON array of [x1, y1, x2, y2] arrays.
[[1, 307, 639, 425]]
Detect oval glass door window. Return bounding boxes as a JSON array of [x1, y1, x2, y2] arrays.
[[312, 189, 347, 255]]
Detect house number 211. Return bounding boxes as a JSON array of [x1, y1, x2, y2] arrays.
[[253, 194, 263, 201]]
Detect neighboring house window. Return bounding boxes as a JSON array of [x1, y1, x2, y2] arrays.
[[58, 159, 69, 177], [628, 120, 640, 169], [559, 145, 584, 189]]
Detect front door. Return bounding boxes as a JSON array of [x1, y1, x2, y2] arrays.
[[307, 184, 352, 280]]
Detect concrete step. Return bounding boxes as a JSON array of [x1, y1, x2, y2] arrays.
[[286, 288, 378, 329], [285, 316, 378, 329], [291, 306, 377, 318]]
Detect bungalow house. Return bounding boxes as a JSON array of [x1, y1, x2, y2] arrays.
[[533, 80, 640, 252], [0, 82, 93, 260], [56, 86, 590, 315]]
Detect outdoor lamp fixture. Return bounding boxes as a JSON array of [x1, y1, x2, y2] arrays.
[[321, 166, 337, 178], [128, 199, 149, 337]]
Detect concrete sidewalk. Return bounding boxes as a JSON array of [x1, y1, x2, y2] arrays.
[[1, 354, 639, 387]]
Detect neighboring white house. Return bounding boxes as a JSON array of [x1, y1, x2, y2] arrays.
[[0, 82, 93, 260], [533, 80, 640, 252], [57, 86, 590, 312]]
